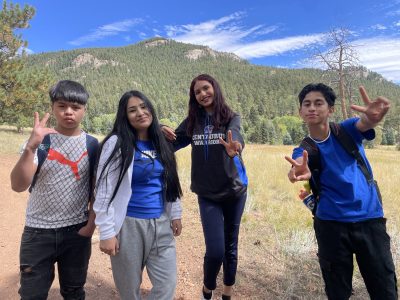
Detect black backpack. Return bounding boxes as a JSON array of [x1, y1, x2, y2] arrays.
[[300, 122, 382, 215], [29, 134, 99, 200]]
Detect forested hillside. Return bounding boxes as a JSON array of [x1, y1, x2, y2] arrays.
[[25, 37, 400, 145]]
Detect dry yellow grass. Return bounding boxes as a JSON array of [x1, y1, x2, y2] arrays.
[[2, 126, 399, 299], [175, 143, 400, 299]]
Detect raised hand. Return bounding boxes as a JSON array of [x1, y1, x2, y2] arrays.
[[161, 125, 177, 141], [26, 112, 58, 150], [219, 130, 242, 157], [284, 150, 311, 183], [351, 86, 390, 128]]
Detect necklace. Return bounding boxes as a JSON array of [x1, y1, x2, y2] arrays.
[[308, 130, 331, 144]]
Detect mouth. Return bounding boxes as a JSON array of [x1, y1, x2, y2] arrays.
[[64, 118, 75, 122], [137, 117, 149, 123]]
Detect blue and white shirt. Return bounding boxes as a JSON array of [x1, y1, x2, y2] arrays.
[[293, 118, 383, 222], [126, 140, 164, 219]]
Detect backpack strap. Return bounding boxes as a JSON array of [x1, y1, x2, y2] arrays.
[[299, 122, 380, 214], [329, 122, 373, 182], [29, 134, 51, 192], [300, 136, 321, 196], [86, 134, 99, 201]]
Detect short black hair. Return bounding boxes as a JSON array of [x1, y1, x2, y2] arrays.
[[49, 80, 89, 105], [298, 83, 336, 107]]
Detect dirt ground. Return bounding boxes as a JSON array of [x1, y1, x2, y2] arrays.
[[0, 154, 223, 300]]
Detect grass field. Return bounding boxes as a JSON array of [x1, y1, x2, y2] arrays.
[[2, 126, 399, 299]]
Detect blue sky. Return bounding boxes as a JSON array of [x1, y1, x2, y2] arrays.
[[13, 0, 400, 83]]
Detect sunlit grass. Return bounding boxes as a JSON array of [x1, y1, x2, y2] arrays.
[[2, 126, 399, 298]]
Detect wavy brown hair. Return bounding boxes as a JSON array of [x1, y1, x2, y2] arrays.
[[187, 74, 234, 135]]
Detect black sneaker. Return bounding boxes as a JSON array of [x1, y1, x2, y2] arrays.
[[201, 288, 213, 300]]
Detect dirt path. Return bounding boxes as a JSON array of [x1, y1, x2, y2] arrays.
[[0, 154, 208, 300]]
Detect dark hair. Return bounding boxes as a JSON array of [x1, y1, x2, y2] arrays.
[[187, 74, 234, 135], [96, 90, 182, 205], [298, 83, 336, 107], [49, 80, 89, 105]]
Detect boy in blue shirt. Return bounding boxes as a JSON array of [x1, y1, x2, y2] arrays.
[[285, 83, 397, 299]]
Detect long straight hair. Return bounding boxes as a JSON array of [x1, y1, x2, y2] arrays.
[[95, 90, 182, 205], [187, 74, 234, 135]]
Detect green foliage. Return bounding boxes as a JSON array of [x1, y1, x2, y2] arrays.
[[0, 1, 53, 132], [159, 118, 178, 129], [382, 128, 396, 145], [10, 37, 400, 144], [89, 113, 115, 134]]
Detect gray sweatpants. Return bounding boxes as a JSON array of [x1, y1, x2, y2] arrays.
[[110, 213, 177, 300]]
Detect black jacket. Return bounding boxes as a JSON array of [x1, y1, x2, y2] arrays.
[[174, 111, 247, 200]]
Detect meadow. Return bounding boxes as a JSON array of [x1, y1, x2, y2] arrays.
[[1, 126, 399, 299]]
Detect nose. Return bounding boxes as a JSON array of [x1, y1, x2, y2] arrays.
[[136, 107, 144, 116], [308, 104, 316, 111], [65, 106, 73, 114]]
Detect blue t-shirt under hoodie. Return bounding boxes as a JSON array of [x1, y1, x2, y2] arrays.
[[127, 140, 164, 219], [293, 118, 383, 222]]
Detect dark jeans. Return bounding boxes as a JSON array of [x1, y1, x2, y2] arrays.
[[314, 217, 397, 300], [19, 222, 92, 300], [198, 192, 247, 290]]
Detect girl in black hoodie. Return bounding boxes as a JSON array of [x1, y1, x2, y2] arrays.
[[162, 74, 248, 300]]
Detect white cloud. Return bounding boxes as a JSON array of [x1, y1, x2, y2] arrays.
[[17, 47, 34, 55], [165, 13, 325, 59], [297, 36, 400, 83], [387, 9, 400, 16], [69, 19, 142, 46], [138, 32, 148, 39], [395, 21, 400, 26], [227, 34, 326, 59], [371, 24, 387, 30], [354, 37, 400, 82]]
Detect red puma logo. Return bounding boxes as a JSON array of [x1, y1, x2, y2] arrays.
[[47, 148, 88, 180]]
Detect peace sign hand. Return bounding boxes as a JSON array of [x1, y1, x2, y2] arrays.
[[26, 112, 58, 151], [351, 86, 390, 127], [284, 150, 311, 183], [219, 130, 242, 157]]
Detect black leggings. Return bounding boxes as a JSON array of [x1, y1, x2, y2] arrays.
[[198, 193, 247, 290]]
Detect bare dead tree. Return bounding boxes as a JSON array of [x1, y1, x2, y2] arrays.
[[313, 28, 360, 119]]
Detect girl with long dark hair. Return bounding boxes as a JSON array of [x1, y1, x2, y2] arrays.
[[94, 90, 183, 300], [162, 74, 248, 300]]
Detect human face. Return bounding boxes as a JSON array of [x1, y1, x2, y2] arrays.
[[193, 80, 214, 112], [52, 100, 86, 135], [299, 91, 334, 125], [126, 96, 153, 138]]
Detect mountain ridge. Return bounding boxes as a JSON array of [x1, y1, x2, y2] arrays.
[[24, 37, 400, 144]]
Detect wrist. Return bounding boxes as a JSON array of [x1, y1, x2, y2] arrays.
[[359, 115, 376, 129], [24, 143, 38, 153]]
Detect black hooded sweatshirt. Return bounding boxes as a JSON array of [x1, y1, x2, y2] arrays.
[[173, 111, 248, 201]]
